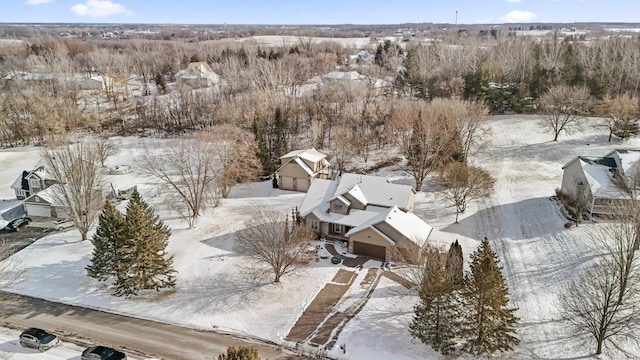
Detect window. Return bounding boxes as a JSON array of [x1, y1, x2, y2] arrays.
[[307, 219, 319, 230], [333, 203, 343, 212], [331, 223, 342, 234]]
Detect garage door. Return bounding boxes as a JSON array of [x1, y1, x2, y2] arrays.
[[280, 176, 293, 190], [353, 241, 386, 260], [24, 203, 51, 218], [297, 178, 309, 192]]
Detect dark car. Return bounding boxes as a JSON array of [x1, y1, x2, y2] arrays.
[[6, 217, 32, 232], [19, 327, 59, 351], [82, 345, 127, 360]]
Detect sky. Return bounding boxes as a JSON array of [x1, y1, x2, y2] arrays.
[[2, 0, 640, 25]]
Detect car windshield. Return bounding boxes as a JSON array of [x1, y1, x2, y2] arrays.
[[96, 347, 114, 356]]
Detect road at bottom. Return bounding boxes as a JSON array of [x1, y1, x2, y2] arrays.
[[0, 292, 305, 360]]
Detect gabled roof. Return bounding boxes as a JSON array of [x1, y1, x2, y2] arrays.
[[604, 149, 640, 177], [10, 164, 55, 190], [322, 71, 364, 81], [336, 173, 413, 209], [23, 184, 62, 206], [346, 206, 432, 247], [279, 148, 327, 163]]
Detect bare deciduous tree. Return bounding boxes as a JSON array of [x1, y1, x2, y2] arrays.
[[208, 124, 262, 198], [539, 85, 592, 141], [234, 209, 314, 283], [140, 134, 219, 228], [558, 260, 640, 355], [90, 137, 118, 167], [41, 143, 105, 241], [386, 99, 458, 191], [596, 94, 640, 142], [440, 162, 495, 223]]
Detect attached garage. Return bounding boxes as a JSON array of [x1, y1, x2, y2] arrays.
[[24, 203, 52, 218], [280, 176, 294, 190], [353, 241, 386, 260], [296, 178, 309, 192]]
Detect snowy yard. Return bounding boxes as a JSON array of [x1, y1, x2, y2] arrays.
[[1, 115, 639, 359]]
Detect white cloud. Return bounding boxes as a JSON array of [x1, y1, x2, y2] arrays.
[[506, 0, 521, 3], [70, 0, 133, 17], [500, 10, 537, 23], [25, 0, 53, 5]]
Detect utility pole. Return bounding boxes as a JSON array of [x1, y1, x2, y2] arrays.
[[455, 10, 458, 26]]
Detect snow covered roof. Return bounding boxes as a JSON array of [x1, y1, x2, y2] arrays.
[[346, 206, 433, 247], [24, 184, 63, 205], [336, 173, 413, 209], [280, 148, 327, 163], [322, 71, 364, 81], [605, 149, 640, 177]]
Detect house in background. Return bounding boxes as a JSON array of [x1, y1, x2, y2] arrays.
[[299, 173, 430, 261], [22, 184, 68, 218], [561, 149, 640, 215], [276, 148, 331, 192], [175, 62, 220, 88], [79, 75, 116, 91], [10, 165, 57, 200]]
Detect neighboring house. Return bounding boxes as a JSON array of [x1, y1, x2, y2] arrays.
[[348, 50, 375, 63], [299, 173, 430, 261], [10, 165, 57, 200], [561, 149, 640, 215], [23, 184, 68, 218], [175, 62, 220, 88], [276, 148, 331, 192], [79, 75, 115, 91]]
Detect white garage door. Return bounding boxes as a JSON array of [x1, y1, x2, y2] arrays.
[[24, 203, 51, 218], [280, 176, 293, 190]]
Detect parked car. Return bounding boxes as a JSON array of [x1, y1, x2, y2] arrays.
[[19, 327, 59, 351], [81, 345, 127, 360], [53, 218, 74, 231], [6, 217, 32, 232]]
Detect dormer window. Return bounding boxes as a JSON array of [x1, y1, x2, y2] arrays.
[[333, 204, 343, 211]]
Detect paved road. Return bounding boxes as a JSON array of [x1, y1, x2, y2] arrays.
[[0, 292, 305, 360]]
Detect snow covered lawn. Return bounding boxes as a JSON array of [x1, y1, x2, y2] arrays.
[[1, 115, 640, 359]]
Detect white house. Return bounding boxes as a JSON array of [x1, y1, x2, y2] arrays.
[[299, 173, 430, 260], [561, 149, 640, 215], [175, 62, 220, 88]]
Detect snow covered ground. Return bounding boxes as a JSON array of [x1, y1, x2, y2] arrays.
[[1, 115, 640, 359]]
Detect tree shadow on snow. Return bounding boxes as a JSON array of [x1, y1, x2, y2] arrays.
[[443, 197, 566, 241]]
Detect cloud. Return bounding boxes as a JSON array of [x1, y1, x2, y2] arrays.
[[506, 0, 521, 3], [70, 0, 133, 17], [500, 10, 537, 23], [25, 0, 53, 5]]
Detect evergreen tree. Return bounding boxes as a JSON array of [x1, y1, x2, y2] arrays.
[[154, 73, 167, 94], [271, 107, 287, 161], [114, 190, 176, 297], [251, 119, 271, 175], [445, 240, 464, 287], [86, 200, 126, 281], [459, 237, 519, 355], [409, 250, 459, 354]]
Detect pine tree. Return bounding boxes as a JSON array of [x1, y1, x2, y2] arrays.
[[445, 240, 464, 287], [459, 237, 519, 355], [86, 200, 126, 281], [409, 250, 459, 354], [251, 119, 271, 175], [271, 107, 287, 161], [114, 190, 176, 297]]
